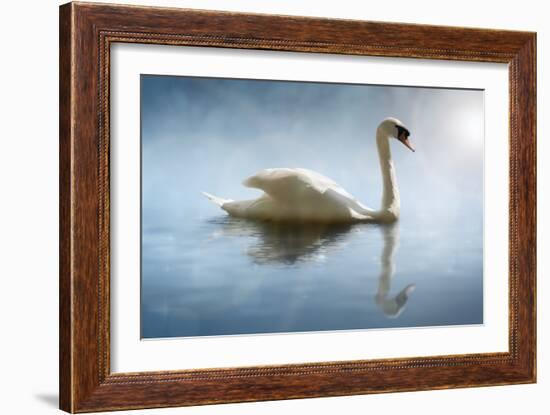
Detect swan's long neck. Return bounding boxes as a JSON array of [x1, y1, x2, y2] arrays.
[[376, 128, 400, 219]]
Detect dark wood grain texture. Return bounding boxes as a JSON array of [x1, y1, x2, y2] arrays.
[[59, 3, 73, 411], [59, 2, 536, 412]]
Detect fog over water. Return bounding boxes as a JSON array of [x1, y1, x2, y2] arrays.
[[140, 75, 484, 338]]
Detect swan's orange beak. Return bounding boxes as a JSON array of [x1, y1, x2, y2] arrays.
[[398, 131, 415, 152]]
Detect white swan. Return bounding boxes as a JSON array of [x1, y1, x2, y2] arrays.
[[203, 118, 414, 223]]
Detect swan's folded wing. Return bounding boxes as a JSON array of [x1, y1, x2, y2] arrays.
[[292, 169, 376, 218], [243, 168, 374, 216], [243, 168, 336, 200], [323, 188, 376, 220]]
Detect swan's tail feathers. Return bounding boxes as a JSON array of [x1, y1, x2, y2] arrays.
[[202, 192, 232, 207]]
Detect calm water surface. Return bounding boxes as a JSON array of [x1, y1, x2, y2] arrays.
[[141, 211, 483, 338]]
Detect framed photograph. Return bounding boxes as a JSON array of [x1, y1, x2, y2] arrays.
[[59, 2, 536, 412]]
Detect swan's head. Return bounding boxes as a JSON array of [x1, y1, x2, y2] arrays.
[[378, 118, 415, 152]]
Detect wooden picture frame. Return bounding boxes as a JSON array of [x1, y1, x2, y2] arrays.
[[59, 2, 536, 412]]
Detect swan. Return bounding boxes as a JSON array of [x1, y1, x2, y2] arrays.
[[203, 118, 414, 223]]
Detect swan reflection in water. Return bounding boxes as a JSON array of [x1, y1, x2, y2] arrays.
[[207, 217, 415, 318], [375, 224, 416, 318]]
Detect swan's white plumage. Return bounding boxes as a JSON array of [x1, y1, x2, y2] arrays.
[[201, 191, 231, 207], [244, 168, 352, 200], [203, 118, 413, 223], [243, 168, 374, 218]]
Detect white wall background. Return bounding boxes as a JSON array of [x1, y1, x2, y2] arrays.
[[0, 0, 546, 414]]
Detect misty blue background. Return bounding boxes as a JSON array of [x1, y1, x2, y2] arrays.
[[140, 75, 484, 338]]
